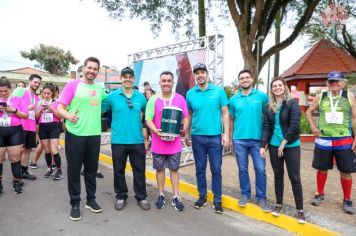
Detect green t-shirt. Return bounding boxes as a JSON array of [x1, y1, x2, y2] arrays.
[[59, 80, 107, 136]]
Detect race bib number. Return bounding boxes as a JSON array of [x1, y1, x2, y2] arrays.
[[0, 117, 11, 127], [41, 113, 54, 123], [325, 112, 343, 124], [28, 111, 36, 120]]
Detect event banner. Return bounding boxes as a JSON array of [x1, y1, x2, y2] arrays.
[[133, 49, 206, 97]]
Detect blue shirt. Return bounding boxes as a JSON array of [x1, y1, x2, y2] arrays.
[[186, 84, 228, 135], [229, 88, 268, 140], [270, 107, 300, 147], [102, 88, 146, 144]]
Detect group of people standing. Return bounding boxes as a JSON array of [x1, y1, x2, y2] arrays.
[[0, 74, 64, 195], [1, 56, 354, 224]]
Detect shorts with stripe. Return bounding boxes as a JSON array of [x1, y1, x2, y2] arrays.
[[312, 136, 356, 173]]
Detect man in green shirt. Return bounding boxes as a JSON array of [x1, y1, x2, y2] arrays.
[[58, 57, 107, 221]]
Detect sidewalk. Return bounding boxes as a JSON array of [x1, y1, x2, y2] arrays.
[[0, 149, 292, 236], [136, 142, 355, 235]]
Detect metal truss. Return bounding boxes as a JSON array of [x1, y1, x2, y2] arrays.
[[128, 34, 225, 86]]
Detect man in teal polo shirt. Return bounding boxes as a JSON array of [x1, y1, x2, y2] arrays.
[[185, 63, 230, 214], [102, 67, 150, 211], [229, 69, 270, 212]]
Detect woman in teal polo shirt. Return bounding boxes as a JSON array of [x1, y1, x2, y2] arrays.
[[260, 78, 305, 224]]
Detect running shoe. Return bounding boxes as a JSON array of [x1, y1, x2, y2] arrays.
[[172, 196, 184, 211], [155, 195, 165, 209], [343, 200, 354, 214], [52, 170, 63, 180], [44, 169, 53, 178], [22, 170, 37, 180], [70, 205, 81, 221], [238, 195, 250, 207], [194, 196, 207, 209], [272, 204, 282, 216], [257, 199, 271, 212], [311, 194, 325, 206], [96, 171, 104, 178], [213, 202, 223, 214], [12, 181, 23, 194], [29, 162, 38, 169], [85, 200, 103, 213], [296, 210, 306, 224]]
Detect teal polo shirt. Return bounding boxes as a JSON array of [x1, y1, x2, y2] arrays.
[[229, 88, 268, 140], [186, 84, 229, 135], [270, 107, 300, 147], [102, 88, 146, 144]]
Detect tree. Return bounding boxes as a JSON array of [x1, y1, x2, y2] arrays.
[[20, 44, 79, 76], [97, 0, 320, 84], [301, 0, 356, 58]]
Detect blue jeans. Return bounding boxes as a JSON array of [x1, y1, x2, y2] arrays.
[[233, 139, 267, 201], [191, 135, 222, 203]]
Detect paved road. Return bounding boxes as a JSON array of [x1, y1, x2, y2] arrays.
[[0, 149, 293, 236]]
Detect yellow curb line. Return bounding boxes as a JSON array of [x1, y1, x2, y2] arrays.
[[59, 140, 340, 236]]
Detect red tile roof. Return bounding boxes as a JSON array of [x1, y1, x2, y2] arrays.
[[1, 67, 51, 75], [281, 39, 356, 80]]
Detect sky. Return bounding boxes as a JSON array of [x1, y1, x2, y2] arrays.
[[0, 0, 312, 92]]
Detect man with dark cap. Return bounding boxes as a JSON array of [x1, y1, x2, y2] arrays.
[[102, 66, 150, 211], [307, 71, 356, 214]]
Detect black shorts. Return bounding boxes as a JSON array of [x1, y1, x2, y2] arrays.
[[0, 125, 24, 147], [312, 137, 356, 173], [39, 122, 60, 140], [23, 131, 37, 149]]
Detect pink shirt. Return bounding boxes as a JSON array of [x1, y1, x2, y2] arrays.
[[149, 94, 188, 155], [0, 96, 28, 127], [22, 90, 39, 132], [37, 100, 60, 124]]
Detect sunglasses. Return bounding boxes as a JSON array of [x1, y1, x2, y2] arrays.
[[126, 98, 133, 109]]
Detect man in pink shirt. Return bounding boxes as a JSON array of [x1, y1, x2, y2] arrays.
[[12, 74, 41, 180], [145, 71, 189, 211]]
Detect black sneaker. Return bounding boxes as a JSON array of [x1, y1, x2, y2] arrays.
[[172, 196, 184, 211], [155, 195, 165, 209], [12, 181, 23, 194], [96, 172, 104, 178], [22, 170, 37, 180], [213, 202, 223, 214], [70, 205, 81, 221], [44, 169, 53, 178], [52, 170, 63, 180], [29, 162, 38, 169], [296, 210, 306, 224], [19, 180, 24, 186], [85, 200, 103, 213], [272, 204, 282, 216], [194, 196, 207, 209]]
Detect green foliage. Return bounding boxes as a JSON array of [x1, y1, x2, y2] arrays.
[[224, 85, 234, 98], [20, 44, 79, 76], [300, 112, 312, 134]]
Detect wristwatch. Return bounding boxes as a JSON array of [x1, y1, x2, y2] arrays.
[[13, 108, 18, 113]]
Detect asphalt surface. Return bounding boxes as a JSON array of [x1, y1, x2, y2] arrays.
[[0, 149, 294, 236]]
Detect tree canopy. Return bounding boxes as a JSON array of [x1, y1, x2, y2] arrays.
[[97, 0, 320, 83], [20, 44, 79, 76]]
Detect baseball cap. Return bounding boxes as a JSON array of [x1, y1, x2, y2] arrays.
[[327, 71, 344, 81], [121, 67, 134, 76], [193, 63, 207, 73]]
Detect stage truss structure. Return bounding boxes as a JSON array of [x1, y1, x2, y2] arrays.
[[128, 34, 225, 86]]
